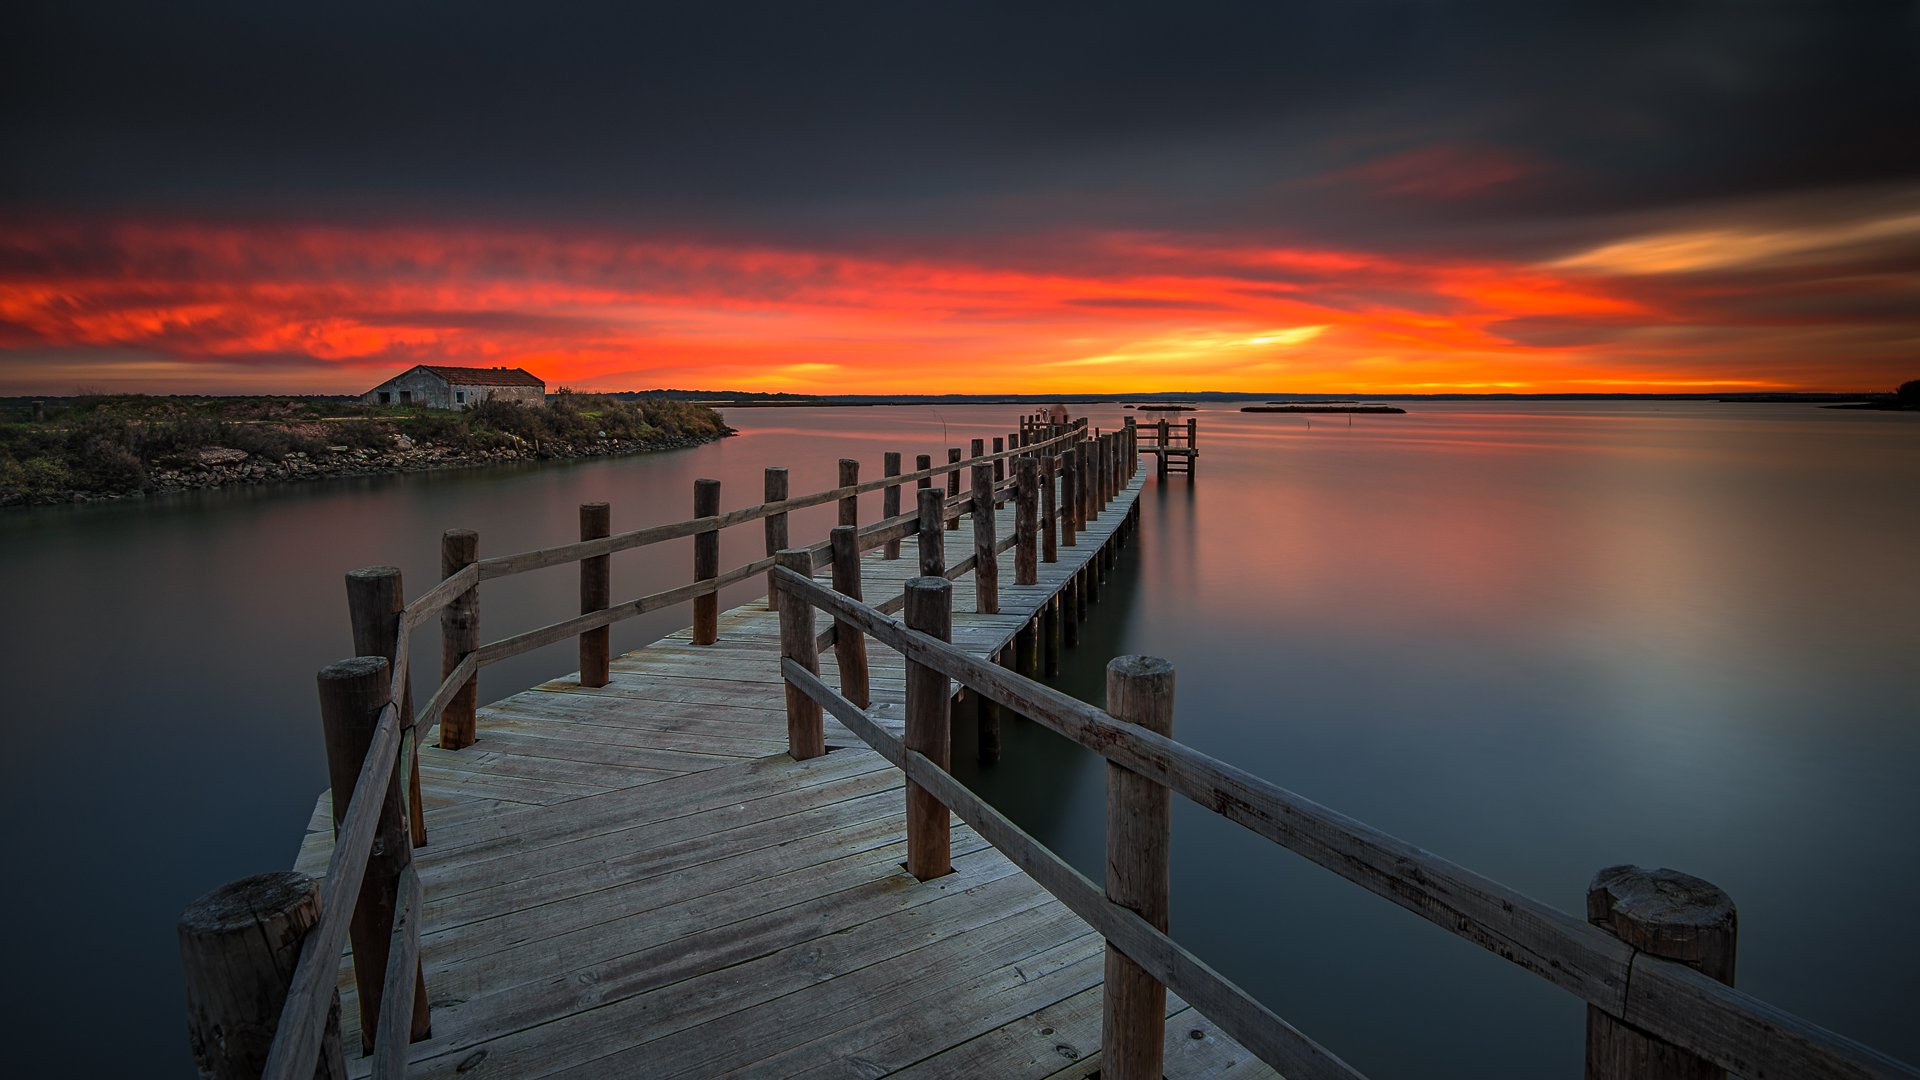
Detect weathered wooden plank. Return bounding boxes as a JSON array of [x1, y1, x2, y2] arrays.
[[398, 844, 1043, 1078]]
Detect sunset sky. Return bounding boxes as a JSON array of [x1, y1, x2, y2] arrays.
[[3, 3, 1916, 396]]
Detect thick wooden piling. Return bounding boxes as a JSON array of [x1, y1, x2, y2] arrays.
[[838, 458, 859, 528], [979, 649, 1003, 766], [915, 453, 932, 493], [1079, 441, 1095, 530], [346, 565, 424, 847], [577, 502, 610, 688], [971, 462, 998, 614], [317, 656, 429, 1053], [1015, 454, 1038, 586], [763, 467, 788, 608], [1061, 452, 1078, 548], [946, 448, 962, 530], [992, 437, 1005, 508], [916, 487, 945, 576], [1041, 454, 1058, 564], [904, 576, 953, 880], [179, 871, 344, 1080], [1064, 574, 1081, 646], [693, 479, 721, 646], [828, 525, 870, 709], [774, 549, 824, 760], [882, 451, 903, 560], [1102, 655, 1176, 1080], [1014, 618, 1037, 677], [1158, 419, 1171, 478], [1586, 866, 1739, 1080], [1043, 594, 1062, 675], [438, 529, 479, 749]]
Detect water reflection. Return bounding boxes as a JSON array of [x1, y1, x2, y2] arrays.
[[964, 402, 1920, 1077]]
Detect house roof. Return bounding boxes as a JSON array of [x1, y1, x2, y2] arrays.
[[416, 365, 546, 388]]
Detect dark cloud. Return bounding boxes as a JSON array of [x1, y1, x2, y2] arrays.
[[4, 1, 1916, 259]]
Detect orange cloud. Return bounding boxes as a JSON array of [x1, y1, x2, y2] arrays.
[[0, 218, 1904, 394]]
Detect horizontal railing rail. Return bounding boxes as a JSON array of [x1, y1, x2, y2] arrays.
[[769, 563, 1920, 1080]]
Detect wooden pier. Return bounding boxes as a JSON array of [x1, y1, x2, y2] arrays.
[[1132, 415, 1196, 477], [179, 413, 1920, 1080]]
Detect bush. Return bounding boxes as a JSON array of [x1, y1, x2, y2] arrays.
[[71, 437, 145, 492], [225, 424, 327, 462], [331, 420, 393, 451]]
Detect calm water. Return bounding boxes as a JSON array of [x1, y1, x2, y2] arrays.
[[1, 402, 1914, 1077]]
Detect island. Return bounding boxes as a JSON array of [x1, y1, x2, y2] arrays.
[[1244, 403, 1407, 414]]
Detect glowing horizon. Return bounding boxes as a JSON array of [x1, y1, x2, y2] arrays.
[[0, 216, 1910, 397]]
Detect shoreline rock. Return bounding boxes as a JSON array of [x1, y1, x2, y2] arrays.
[[2, 430, 732, 509]]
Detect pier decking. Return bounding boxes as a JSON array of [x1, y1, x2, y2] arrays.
[[294, 464, 1269, 1077]]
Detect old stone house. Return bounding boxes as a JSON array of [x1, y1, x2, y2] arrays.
[[361, 365, 546, 410]]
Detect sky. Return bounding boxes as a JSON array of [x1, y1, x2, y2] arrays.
[[2, 2, 1916, 396]]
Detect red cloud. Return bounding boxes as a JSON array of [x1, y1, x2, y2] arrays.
[[0, 217, 1900, 394]]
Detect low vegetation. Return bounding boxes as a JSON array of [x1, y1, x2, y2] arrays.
[[0, 391, 731, 505]]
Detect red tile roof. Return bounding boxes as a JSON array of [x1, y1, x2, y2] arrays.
[[417, 365, 546, 388]]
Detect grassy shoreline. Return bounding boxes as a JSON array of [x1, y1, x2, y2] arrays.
[[0, 392, 733, 507]]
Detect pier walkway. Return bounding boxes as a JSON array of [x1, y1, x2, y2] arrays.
[[294, 456, 1270, 1077]]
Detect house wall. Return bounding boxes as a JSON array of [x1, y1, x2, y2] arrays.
[[360, 370, 545, 410]]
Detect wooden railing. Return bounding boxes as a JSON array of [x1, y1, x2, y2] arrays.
[[176, 412, 1155, 1079], [767, 571, 1920, 1077], [1129, 412, 1197, 476]]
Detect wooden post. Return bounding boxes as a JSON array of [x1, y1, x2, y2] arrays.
[[317, 656, 430, 1053], [979, 649, 1003, 766], [1102, 655, 1176, 1080], [904, 576, 953, 880], [1060, 452, 1078, 548], [180, 871, 346, 1080], [346, 565, 424, 848], [992, 436, 1005, 508], [578, 502, 610, 688], [438, 529, 478, 750], [1158, 419, 1170, 478], [774, 549, 825, 760], [1043, 595, 1062, 675], [838, 458, 859, 528], [763, 467, 789, 608], [1064, 574, 1081, 646], [693, 478, 720, 646], [971, 462, 998, 614], [1040, 454, 1058, 564], [1075, 562, 1090, 623], [829, 525, 870, 709], [1585, 866, 1738, 1080], [882, 451, 903, 559], [917, 487, 945, 577], [1015, 454, 1038, 586], [1078, 441, 1094, 528], [946, 448, 962, 530], [1098, 432, 1113, 503], [1015, 618, 1037, 677], [915, 452, 932, 492]]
